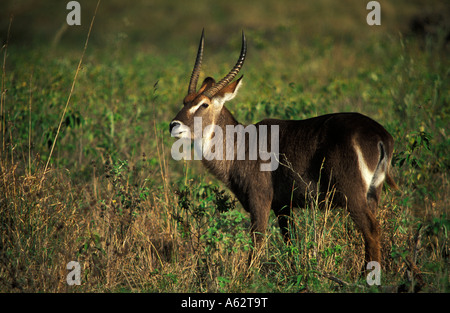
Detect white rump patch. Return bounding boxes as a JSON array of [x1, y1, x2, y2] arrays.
[[354, 143, 388, 193], [354, 144, 374, 192], [371, 156, 387, 189]]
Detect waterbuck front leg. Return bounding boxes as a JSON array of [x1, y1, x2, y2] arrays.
[[246, 191, 272, 266], [272, 204, 292, 244]]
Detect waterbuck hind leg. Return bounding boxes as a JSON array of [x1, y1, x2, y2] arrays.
[[348, 198, 382, 266], [362, 209, 381, 265]]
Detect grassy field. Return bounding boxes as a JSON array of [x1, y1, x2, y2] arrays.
[[0, 0, 449, 292]]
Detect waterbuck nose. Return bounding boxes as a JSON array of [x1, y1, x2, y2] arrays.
[[169, 121, 180, 134]]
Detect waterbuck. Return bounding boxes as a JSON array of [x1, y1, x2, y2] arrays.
[[169, 30, 397, 266]]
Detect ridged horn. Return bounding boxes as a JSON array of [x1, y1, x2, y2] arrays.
[[188, 29, 205, 95], [203, 31, 247, 99]]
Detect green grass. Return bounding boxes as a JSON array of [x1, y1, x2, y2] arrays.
[[0, 0, 449, 292]]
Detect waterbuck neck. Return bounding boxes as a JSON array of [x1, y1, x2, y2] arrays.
[[200, 106, 241, 184]]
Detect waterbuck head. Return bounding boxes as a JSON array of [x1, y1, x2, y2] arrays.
[[169, 30, 246, 141]]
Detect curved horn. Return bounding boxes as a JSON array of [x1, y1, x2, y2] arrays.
[[188, 29, 205, 95], [203, 31, 247, 99]]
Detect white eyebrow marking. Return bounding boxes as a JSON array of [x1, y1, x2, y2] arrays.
[[188, 99, 207, 114]]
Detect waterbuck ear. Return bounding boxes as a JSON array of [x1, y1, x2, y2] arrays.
[[211, 75, 244, 109], [198, 77, 216, 94]]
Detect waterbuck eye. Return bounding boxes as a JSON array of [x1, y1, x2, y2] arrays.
[[201, 103, 209, 108]]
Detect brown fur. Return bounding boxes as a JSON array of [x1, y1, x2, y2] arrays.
[[170, 33, 397, 267], [173, 93, 396, 266]]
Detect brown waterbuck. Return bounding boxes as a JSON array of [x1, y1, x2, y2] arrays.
[[169, 30, 397, 266]]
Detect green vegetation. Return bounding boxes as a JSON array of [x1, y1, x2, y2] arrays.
[[0, 0, 448, 292]]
